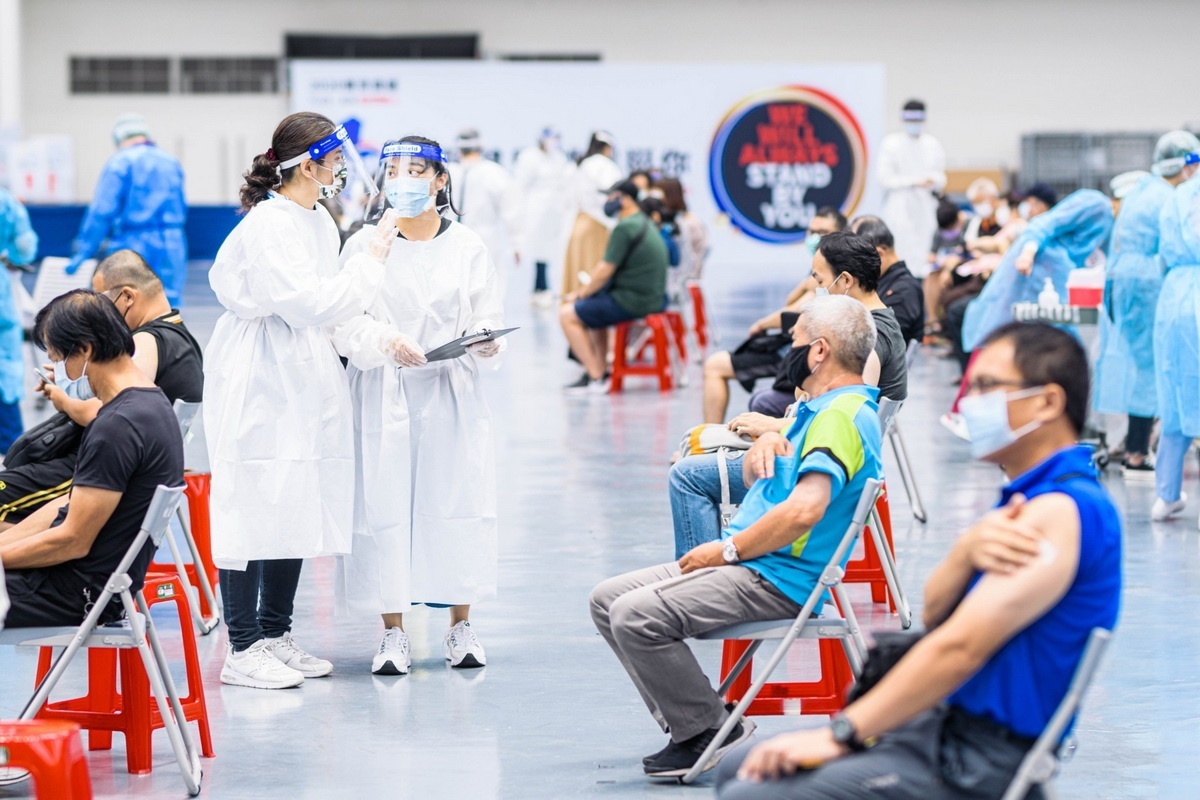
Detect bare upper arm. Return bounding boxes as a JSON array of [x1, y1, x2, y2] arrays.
[[932, 493, 1081, 661], [131, 331, 159, 383]]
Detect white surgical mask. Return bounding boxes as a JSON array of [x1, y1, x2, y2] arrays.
[[384, 176, 435, 218], [54, 359, 95, 402], [1018, 201, 1032, 220], [973, 202, 994, 219], [904, 122, 924, 138], [959, 386, 1045, 460], [994, 204, 1012, 226]]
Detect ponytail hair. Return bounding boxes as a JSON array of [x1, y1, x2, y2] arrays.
[[240, 111, 335, 212]]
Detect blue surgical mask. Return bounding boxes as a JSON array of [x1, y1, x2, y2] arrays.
[[959, 386, 1044, 459], [816, 273, 846, 298], [904, 122, 924, 138], [805, 232, 821, 256], [54, 359, 95, 402], [603, 197, 623, 218], [385, 177, 435, 217]]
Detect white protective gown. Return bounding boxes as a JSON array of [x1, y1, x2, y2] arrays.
[[574, 153, 623, 228], [878, 131, 946, 277], [203, 196, 383, 568], [332, 221, 503, 613], [447, 158, 521, 297], [512, 144, 574, 266]]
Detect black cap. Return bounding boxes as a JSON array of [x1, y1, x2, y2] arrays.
[[603, 179, 640, 199], [1021, 183, 1058, 208]]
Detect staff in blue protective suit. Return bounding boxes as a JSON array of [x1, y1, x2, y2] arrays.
[[1150, 148, 1200, 525], [66, 114, 188, 306], [1095, 132, 1200, 478], [962, 188, 1114, 353], [0, 188, 37, 450]]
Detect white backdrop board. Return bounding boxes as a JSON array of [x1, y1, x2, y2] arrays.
[[290, 60, 885, 290]]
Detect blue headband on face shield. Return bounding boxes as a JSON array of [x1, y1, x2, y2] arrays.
[[278, 125, 351, 169], [380, 141, 446, 163]]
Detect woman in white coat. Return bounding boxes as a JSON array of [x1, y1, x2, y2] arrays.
[[332, 137, 503, 675], [561, 131, 622, 296], [204, 112, 401, 690]]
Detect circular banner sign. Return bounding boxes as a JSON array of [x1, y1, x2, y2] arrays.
[[709, 86, 868, 244]]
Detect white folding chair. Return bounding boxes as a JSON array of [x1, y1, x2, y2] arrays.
[[683, 478, 884, 784], [886, 341, 928, 523], [872, 399, 914, 630], [165, 400, 219, 634], [0, 484, 202, 796], [1000, 627, 1112, 800]]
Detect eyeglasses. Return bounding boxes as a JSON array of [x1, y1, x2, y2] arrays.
[[964, 378, 1032, 395]]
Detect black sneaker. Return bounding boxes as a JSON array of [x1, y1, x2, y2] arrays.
[[643, 703, 738, 766], [643, 717, 756, 778], [563, 372, 610, 394]]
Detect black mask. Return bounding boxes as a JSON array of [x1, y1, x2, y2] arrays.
[[603, 197, 623, 218], [783, 341, 817, 388]]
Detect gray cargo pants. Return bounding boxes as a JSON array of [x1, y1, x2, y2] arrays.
[[589, 562, 801, 742]]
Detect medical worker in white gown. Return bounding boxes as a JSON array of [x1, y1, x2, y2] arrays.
[[204, 112, 400, 690], [447, 128, 522, 302], [333, 137, 503, 675], [878, 99, 946, 278]]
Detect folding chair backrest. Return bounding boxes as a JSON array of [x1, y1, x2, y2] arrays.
[[110, 485, 186, 580], [1000, 627, 1113, 800], [877, 397, 903, 435], [172, 400, 201, 443], [905, 339, 920, 369]]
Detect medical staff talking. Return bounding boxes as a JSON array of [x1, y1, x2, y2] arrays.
[[1095, 132, 1200, 476], [878, 100, 946, 278], [0, 188, 37, 449], [333, 136, 503, 676], [204, 112, 400, 690], [67, 115, 188, 306], [1151, 140, 1200, 525]]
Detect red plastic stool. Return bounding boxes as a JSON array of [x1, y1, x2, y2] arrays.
[[720, 638, 854, 716], [611, 314, 675, 393], [634, 310, 688, 364], [687, 282, 710, 350], [149, 472, 217, 623], [0, 720, 92, 799], [844, 483, 897, 609], [33, 573, 215, 774]]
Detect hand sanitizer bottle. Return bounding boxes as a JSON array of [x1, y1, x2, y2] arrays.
[[1038, 278, 1060, 308]]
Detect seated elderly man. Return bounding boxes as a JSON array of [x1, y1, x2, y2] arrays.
[[590, 294, 884, 779], [0, 290, 184, 627], [716, 321, 1121, 799], [0, 249, 202, 528]]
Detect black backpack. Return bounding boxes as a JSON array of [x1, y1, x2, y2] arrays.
[[4, 412, 84, 469]]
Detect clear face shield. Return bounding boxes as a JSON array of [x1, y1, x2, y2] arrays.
[[365, 140, 448, 222], [277, 124, 377, 200]]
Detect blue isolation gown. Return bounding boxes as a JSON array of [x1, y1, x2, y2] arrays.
[[1154, 177, 1200, 437], [962, 189, 1114, 352], [72, 142, 188, 305], [0, 188, 37, 407], [1093, 174, 1173, 417]]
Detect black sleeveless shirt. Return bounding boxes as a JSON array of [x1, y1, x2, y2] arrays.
[[133, 311, 204, 404]]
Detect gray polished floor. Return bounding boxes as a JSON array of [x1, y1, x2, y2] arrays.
[[0, 266, 1196, 799]]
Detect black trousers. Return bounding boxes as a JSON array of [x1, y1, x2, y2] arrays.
[[4, 567, 121, 628], [0, 454, 77, 524]]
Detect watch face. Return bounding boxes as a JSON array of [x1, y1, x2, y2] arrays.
[[831, 716, 854, 742], [722, 541, 738, 562]]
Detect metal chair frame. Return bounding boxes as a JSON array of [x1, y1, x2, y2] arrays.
[[682, 478, 883, 784], [167, 400, 219, 635], [0, 485, 202, 796]]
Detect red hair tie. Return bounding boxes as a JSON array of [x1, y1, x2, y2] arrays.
[[266, 148, 276, 161]]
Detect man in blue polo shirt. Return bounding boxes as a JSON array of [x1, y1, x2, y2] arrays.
[[718, 321, 1122, 799], [590, 294, 884, 779]]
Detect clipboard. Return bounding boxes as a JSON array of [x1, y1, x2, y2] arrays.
[[424, 327, 519, 362]]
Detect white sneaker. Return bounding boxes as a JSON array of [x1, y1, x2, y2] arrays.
[[1151, 492, 1187, 522], [531, 290, 554, 309], [221, 639, 305, 689], [444, 620, 486, 669], [372, 627, 411, 675], [939, 412, 970, 441], [266, 634, 333, 678]]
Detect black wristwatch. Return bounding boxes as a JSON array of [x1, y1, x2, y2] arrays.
[[830, 713, 866, 752]]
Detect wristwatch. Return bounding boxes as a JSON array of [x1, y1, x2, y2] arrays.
[[830, 713, 866, 752], [721, 539, 741, 564]]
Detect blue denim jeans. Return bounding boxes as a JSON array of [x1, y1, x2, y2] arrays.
[[220, 558, 304, 652], [669, 452, 750, 559], [1155, 432, 1191, 504]]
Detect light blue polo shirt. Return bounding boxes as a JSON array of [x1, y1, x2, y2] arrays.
[[722, 385, 883, 605]]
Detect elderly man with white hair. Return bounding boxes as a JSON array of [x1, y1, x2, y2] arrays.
[[590, 294, 886, 780]]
